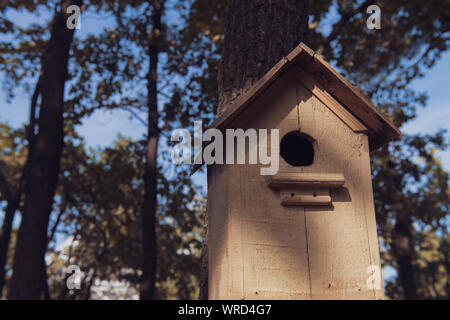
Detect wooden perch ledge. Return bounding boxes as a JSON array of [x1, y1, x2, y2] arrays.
[[265, 173, 345, 190], [266, 173, 345, 206]]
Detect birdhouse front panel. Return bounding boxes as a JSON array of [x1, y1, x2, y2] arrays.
[[207, 68, 384, 300], [202, 43, 399, 300]]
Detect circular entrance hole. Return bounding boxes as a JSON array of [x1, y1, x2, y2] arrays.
[[280, 131, 314, 167]]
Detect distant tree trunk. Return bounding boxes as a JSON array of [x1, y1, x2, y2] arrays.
[[40, 196, 67, 300], [0, 75, 42, 298], [444, 245, 450, 299], [58, 240, 75, 300], [140, 1, 163, 300], [41, 257, 50, 300], [83, 267, 97, 300], [392, 210, 417, 299], [8, 0, 83, 299], [0, 193, 19, 297], [199, 0, 310, 300]]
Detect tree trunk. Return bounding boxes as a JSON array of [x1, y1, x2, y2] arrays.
[[41, 257, 51, 300], [0, 194, 19, 297], [392, 211, 417, 299], [83, 267, 97, 300], [199, 0, 310, 300], [217, 0, 309, 114], [198, 210, 208, 300], [0, 74, 42, 298], [8, 0, 82, 299], [140, 1, 163, 300], [444, 247, 450, 299]]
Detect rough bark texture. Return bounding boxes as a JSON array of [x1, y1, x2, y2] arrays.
[[392, 210, 417, 299], [140, 1, 163, 300], [8, 0, 82, 299], [217, 0, 310, 114], [199, 0, 310, 300]]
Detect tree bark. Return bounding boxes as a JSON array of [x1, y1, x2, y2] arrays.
[[0, 193, 19, 297], [199, 0, 310, 300], [140, 1, 163, 300], [8, 0, 82, 299], [392, 209, 417, 299], [217, 0, 309, 114]]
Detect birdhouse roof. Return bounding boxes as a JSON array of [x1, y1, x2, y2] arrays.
[[191, 42, 400, 174]]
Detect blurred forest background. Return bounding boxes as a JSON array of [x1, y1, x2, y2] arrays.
[[0, 0, 449, 299]]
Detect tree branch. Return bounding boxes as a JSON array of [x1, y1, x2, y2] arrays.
[[27, 75, 42, 152], [120, 107, 148, 127], [0, 165, 12, 201], [47, 200, 67, 247], [319, 0, 373, 52]]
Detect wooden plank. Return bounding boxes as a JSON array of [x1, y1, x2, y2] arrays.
[[208, 164, 233, 299], [295, 66, 368, 133], [358, 134, 385, 299], [266, 173, 345, 190], [232, 76, 311, 300], [281, 189, 331, 206]]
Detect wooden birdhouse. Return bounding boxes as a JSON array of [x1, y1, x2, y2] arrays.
[[192, 43, 400, 300]]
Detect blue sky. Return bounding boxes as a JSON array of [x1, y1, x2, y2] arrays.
[[403, 52, 450, 168]]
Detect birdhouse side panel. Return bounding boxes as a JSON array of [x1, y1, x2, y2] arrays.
[[207, 164, 233, 299]]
